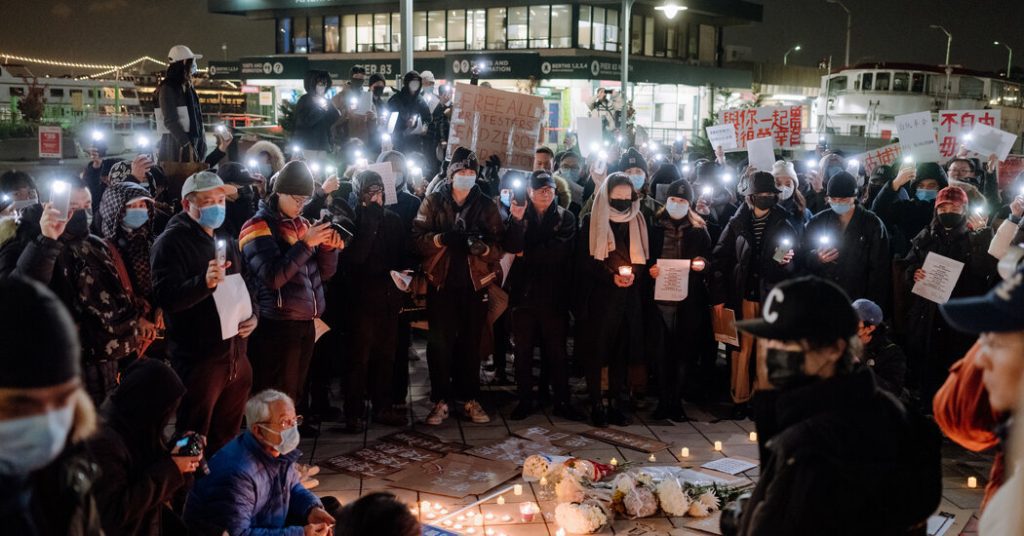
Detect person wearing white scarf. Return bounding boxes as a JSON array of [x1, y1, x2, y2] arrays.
[[589, 173, 649, 265]]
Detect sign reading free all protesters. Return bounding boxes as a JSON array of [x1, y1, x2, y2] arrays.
[[447, 83, 545, 170]]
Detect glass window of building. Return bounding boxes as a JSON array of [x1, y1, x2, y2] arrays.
[[551, 5, 570, 47], [960, 77, 984, 99], [308, 16, 323, 53], [631, 15, 643, 54], [292, 17, 308, 53], [414, 11, 427, 51], [508, 6, 528, 49], [666, 26, 677, 57], [342, 15, 356, 52], [592, 7, 605, 51], [374, 13, 390, 51], [578, 6, 591, 49], [645, 16, 654, 56], [487, 7, 507, 49], [324, 16, 340, 53], [448, 10, 466, 50], [277, 17, 292, 54], [356, 14, 372, 52], [605, 9, 618, 52], [529, 6, 550, 48], [427, 10, 445, 50], [391, 13, 401, 51], [467, 9, 486, 50]]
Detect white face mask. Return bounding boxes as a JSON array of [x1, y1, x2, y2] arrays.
[[666, 199, 690, 220], [452, 173, 476, 192], [259, 424, 300, 455], [778, 185, 794, 201], [0, 404, 74, 475], [408, 81, 420, 93]]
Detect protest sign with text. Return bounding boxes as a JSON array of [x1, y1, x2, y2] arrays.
[[847, 144, 903, 175], [937, 110, 1001, 159], [895, 111, 942, 163], [718, 105, 803, 149], [447, 83, 545, 170]]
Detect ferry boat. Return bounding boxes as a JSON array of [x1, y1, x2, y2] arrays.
[[0, 63, 143, 125]]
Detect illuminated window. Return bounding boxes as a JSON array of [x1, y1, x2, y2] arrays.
[[374, 13, 390, 51], [645, 16, 654, 56], [508, 7, 528, 49], [414, 11, 427, 51], [605, 9, 618, 52], [631, 15, 643, 54], [487, 8, 507, 49], [551, 5, 570, 48], [467, 10, 486, 50], [392, 13, 401, 51], [448, 10, 466, 50], [324, 16, 339, 53], [357, 14, 372, 52], [427, 10, 445, 51], [578, 6, 591, 49], [530, 6, 550, 48]]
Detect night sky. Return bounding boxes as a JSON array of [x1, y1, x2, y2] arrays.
[[0, 0, 1020, 77]]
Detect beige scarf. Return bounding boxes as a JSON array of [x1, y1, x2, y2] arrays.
[[589, 178, 649, 264]]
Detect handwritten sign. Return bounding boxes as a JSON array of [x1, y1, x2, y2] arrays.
[[366, 162, 398, 205], [895, 111, 942, 163], [701, 457, 758, 476], [718, 105, 803, 149], [937, 110, 1001, 159], [465, 437, 565, 465], [513, 426, 597, 450], [582, 428, 668, 453], [654, 259, 690, 302], [321, 454, 400, 479], [998, 155, 1024, 190], [712, 307, 740, 346], [575, 116, 604, 155], [705, 123, 738, 151], [912, 252, 965, 304], [386, 453, 519, 498], [447, 83, 544, 170], [847, 144, 903, 175], [965, 123, 1018, 162], [378, 430, 470, 454]]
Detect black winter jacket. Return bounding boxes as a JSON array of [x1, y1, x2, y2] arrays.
[[709, 204, 797, 309], [803, 205, 891, 308], [647, 213, 713, 306], [293, 93, 340, 152], [872, 181, 940, 258], [156, 81, 205, 162], [340, 203, 410, 312], [506, 203, 576, 309]]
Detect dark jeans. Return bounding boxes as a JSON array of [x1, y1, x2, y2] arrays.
[[173, 340, 252, 454], [492, 309, 511, 378], [345, 302, 400, 418], [426, 286, 487, 403], [511, 305, 570, 404], [392, 316, 413, 405], [249, 318, 316, 402]]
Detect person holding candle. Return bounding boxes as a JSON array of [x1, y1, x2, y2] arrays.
[[722, 276, 942, 536], [903, 186, 997, 410], [646, 179, 714, 420], [770, 161, 811, 237], [802, 171, 891, 309], [709, 172, 797, 418], [576, 172, 649, 427]]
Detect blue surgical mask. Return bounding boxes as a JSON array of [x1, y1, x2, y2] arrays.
[[829, 202, 853, 215], [257, 163, 273, 178], [916, 189, 938, 202], [666, 200, 690, 220], [452, 174, 476, 192], [259, 424, 300, 455], [0, 404, 73, 475], [560, 168, 580, 183], [499, 191, 512, 207], [628, 173, 646, 191], [197, 204, 226, 229], [123, 207, 149, 229]]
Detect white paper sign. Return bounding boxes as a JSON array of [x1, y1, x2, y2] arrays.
[[355, 91, 373, 115], [366, 163, 398, 206], [896, 111, 942, 162], [965, 123, 1018, 162], [912, 252, 965, 304], [499, 253, 515, 287], [390, 270, 413, 292], [575, 116, 604, 156], [387, 111, 400, 135], [701, 457, 758, 476], [705, 124, 738, 151], [746, 136, 775, 172], [654, 259, 690, 302], [212, 274, 253, 340], [258, 92, 273, 107]]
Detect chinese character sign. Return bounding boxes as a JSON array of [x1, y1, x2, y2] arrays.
[[937, 110, 1002, 159], [895, 111, 942, 163], [718, 105, 803, 149], [848, 144, 903, 175]]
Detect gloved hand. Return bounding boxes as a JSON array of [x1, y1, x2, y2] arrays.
[[467, 236, 489, 257]]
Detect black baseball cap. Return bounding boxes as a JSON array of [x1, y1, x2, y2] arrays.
[[530, 170, 556, 190], [941, 264, 1024, 334], [735, 276, 858, 343]]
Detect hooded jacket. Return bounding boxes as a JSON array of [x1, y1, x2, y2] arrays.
[[803, 205, 891, 307], [292, 71, 341, 152], [99, 182, 156, 301], [156, 79, 206, 162], [709, 203, 797, 308], [239, 202, 339, 321], [88, 360, 187, 536], [245, 141, 286, 177], [872, 163, 949, 257], [376, 150, 423, 230], [506, 201, 576, 309], [387, 72, 431, 154]]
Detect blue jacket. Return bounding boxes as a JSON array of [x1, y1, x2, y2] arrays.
[[184, 432, 321, 536], [240, 205, 339, 321]]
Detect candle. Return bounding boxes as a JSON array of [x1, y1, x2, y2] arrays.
[[440, 509, 449, 515], [681, 447, 690, 458], [485, 513, 495, 521], [454, 523, 463, 530], [968, 477, 978, 489], [714, 441, 723, 451], [539, 476, 548, 487], [434, 502, 442, 510], [467, 529, 476, 534], [421, 500, 432, 511], [442, 520, 452, 527], [456, 515, 465, 522], [496, 495, 505, 505], [749, 431, 758, 442], [426, 513, 436, 520], [486, 529, 495, 536], [501, 514, 513, 522], [648, 453, 656, 462], [618, 265, 633, 277], [519, 502, 538, 523], [556, 529, 566, 536], [513, 484, 523, 496], [474, 514, 484, 526], [610, 457, 619, 466]]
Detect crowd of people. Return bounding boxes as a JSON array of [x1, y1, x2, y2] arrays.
[[2, 45, 1024, 535]]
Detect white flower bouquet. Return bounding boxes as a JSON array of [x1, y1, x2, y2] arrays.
[[554, 501, 610, 534]]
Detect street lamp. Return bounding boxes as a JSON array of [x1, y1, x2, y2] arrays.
[[825, 0, 851, 66], [784, 45, 802, 66], [929, 25, 952, 66], [995, 41, 1013, 78], [654, 2, 688, 19]]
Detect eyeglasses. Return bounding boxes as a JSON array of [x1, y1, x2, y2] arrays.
[[286, 195, 310, 205], [259, 415, 303, 430]]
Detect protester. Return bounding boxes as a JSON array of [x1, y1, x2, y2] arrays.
[[156, 45, 206, 163], [646, 179, 714, 418], [334, 492, 420, 536], [710, 171, 796, 416], [507, 171, 584, 421], [246, 140, 286, 181], [217, 162, 261, 240], [770, 160, 811, 235], [183, 390, 333, 535], [802, 171, 891, 307], [87, 359, 199, 535], [333, 67, 377, 153], [411, 147, 504, 425], [241, 161, 342, 416], [852, 298, 907, 399], [338, 170, 410, 431], [0, 277, 103, 535], [872, 161, 949, 258], [427, 84, 453, 168], [151, 171, 256, 454], [576, 172, 649, 426], [388, 71, 431, 157], [904, 186, 997, 406], [554, 151, 585, 212], [292, 70, 340, 161]]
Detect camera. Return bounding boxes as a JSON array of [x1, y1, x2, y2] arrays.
[[319, 214, 354, 243], [172, 434, 203, 457]]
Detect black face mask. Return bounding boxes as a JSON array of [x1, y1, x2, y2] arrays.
[[64, 209, 91, 240], [751, 195, 778, 210], [938, 212, 964, 229], [373, 86, 384, 97], [765, 347, 815, 391], [351, 78, 364, 89], [609, 198, 632, 212]]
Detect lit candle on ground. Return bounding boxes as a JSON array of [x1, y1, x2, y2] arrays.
[[513, 484, 523, 496], [485, 513, 495, 521], [454, 523, 463, 530], [440, 509, 449, 515], [474, 514, 484, 526], [648, 453, 657, 462], [968, 477, 978, 489], [749, 431, 758, 442], [426, 513, 436, 520], [519, 502, 538, 522], [681, 447, 690, 458], [421, 500, 432, 511], [714, 441, 723, 451], [610, 457, 619, 466], [456, 515, 465, 522], [501, 514, 513, 522], [442, 520, 453, 527], [434, 502, 443, 510], [539, 476, 548, 487], [486, 529, 495, 536], [467, 529, 476, 534], [556, 529, 566, 536], [496, 495, 506, 505]]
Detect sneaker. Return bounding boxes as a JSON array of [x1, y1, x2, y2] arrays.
[[463, 400, 491, 424], [425, 401, 449, 425]]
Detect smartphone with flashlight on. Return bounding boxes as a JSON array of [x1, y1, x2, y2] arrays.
[[216, 239, 227, 267], [773, 238, 792, 263], [50, 180, 71, 221]]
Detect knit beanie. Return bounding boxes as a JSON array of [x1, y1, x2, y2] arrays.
[[0, 277, 80, 388], [272, 161, 315, 196]]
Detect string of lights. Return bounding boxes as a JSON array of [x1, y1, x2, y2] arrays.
[[0, 52, 168, 76]]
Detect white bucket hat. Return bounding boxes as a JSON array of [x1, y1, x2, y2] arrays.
[[168, 45, 202, 63]]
